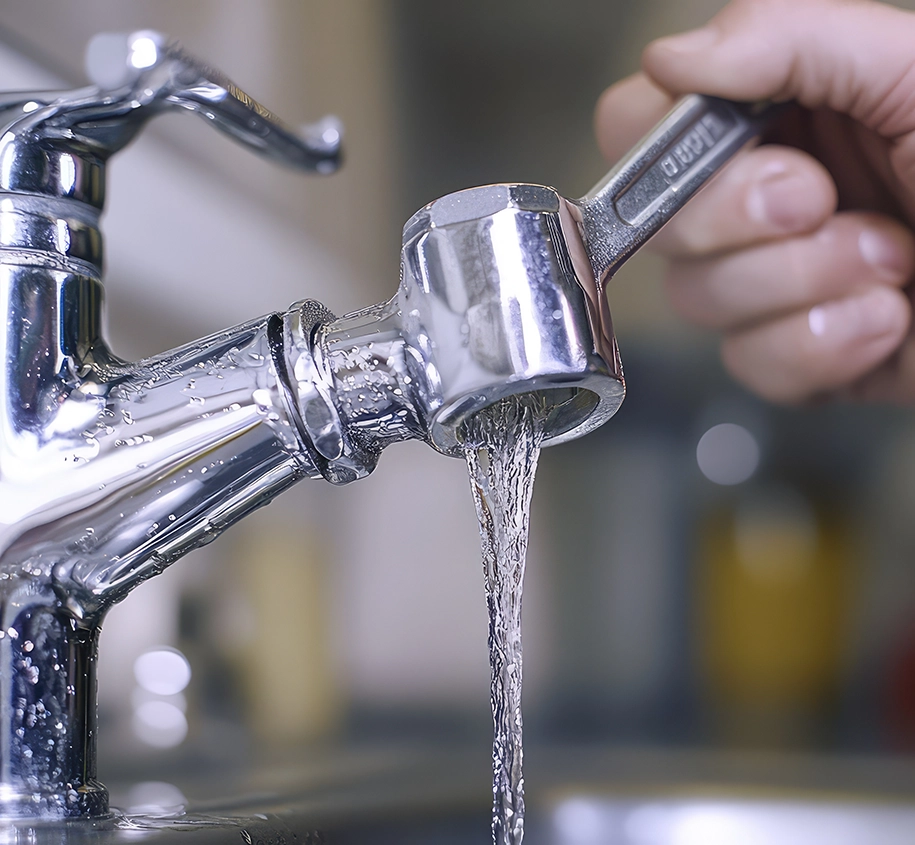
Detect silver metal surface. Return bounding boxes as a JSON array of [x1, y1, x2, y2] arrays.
[[0, 31, 341, 819], [0, 29, 772, 822], [341, 95, 773, 454], [575, 94, 774, 286], [390, 183, 625, 456]]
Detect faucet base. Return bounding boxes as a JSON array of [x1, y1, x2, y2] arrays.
[[0, 780, 109, 820], [0, 593, 106, 821]]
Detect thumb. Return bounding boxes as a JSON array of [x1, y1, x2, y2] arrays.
[[644, 0, 915, 140]]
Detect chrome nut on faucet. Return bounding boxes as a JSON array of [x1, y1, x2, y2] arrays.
[[0, 29, 772, 821]]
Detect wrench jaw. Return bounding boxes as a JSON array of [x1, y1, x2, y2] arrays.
[[319, 96, 775, 462]]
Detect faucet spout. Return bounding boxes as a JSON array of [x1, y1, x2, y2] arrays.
[[2, 314, 315, 605], [0, 278, 326, 815]]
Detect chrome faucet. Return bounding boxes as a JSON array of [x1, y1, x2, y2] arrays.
[[0, 31, 770, 819]]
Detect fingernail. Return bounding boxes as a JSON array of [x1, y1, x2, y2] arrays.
[[859, 229, 910, 279], [652, 27, 718, 55], [808, 287, 904, 343], [747, 164, 812, 230]]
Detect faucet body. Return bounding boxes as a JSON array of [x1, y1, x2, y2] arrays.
[[0, 30, 770, 820], [0, 34, 351, 817], [1, 268, 321, 814], [0, 135, 320, 823], [0, 100, 618, 817]]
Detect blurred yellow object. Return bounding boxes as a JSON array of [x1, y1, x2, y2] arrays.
[[230, 512, 342, 746], [698, 485, 854, 745]]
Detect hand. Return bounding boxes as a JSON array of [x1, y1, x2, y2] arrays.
[[596, 0, 915, 403]]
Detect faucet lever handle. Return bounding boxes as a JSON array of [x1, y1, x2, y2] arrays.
[[79, 30, 341, 171]]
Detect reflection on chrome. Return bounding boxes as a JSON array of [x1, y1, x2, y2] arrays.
[[0, 29, 770, 825], [0, 29, 344, 820]]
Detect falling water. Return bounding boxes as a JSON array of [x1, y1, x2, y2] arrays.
[[463, 395, 548, 845]]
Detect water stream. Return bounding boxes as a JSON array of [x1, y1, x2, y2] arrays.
[[463, 395, 548, 845]]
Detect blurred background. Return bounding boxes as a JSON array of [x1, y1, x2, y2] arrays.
[[3, 0, 915, 782]]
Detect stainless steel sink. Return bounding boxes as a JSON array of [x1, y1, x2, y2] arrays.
[[6, 746, 915, 843]]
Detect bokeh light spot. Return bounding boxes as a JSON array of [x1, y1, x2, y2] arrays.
[[696, 423, 760, 486], [134, 647, 191, 696]]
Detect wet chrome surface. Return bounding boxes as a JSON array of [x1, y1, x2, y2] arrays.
[[393, 184, 623, 457], [0, 29, 772, 822], [355, 97, 773, 455], [0, 31, 339, 818]]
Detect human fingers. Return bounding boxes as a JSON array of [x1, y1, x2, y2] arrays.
[[665, 212, 915, 330], [642, 0, 915, 196], [847, 329, 915, 404], [720, 286, 911, 403], [651, 145, 837, 258], [594, 73, 674, 164]]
